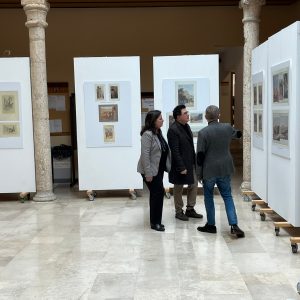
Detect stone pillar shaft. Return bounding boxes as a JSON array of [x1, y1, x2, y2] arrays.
[[22, 1, 56, 201], [240, 0, 265, 190]]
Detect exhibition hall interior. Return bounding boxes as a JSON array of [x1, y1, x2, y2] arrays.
[[0, 0, 300, 298]]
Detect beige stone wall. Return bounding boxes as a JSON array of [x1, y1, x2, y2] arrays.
[[0, 4, 298, 125]]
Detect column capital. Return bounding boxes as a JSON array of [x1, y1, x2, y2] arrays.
[[22, 1, 49, 29], [239, 0, 265, 23]]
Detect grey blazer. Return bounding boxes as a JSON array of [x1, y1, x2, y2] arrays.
[[137, 130, 171, 177], [196, 121, 241, 180]]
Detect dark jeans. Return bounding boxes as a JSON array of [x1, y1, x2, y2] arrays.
[[203, 175, 238, 226], [142, 171, 164, 225]]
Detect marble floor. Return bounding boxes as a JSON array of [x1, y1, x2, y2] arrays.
[[0, 172, 299, 299]]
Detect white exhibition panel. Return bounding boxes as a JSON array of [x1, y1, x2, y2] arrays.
[[251, 41, 268, 202], [153, 55, 219, 186], [267, 22, 300, 226], [0, 58, 36, 193], [74, 57, 143, 191]]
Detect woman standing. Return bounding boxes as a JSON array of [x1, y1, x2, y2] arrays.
[[137, 110, 171, 231]]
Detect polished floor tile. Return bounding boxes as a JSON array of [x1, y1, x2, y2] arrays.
[[0, 170, 299, 299]]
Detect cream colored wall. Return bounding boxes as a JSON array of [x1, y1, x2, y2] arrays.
[[0, 4, 299, 129]]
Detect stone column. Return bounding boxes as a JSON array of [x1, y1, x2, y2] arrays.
[[239, 0, 265, 190], [22, 0, 56, 201]]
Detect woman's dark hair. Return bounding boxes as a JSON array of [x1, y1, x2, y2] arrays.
[[173, 104, 186, 120], [140, 110, 162, 136]]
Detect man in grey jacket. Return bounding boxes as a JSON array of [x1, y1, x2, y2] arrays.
[[196, 105, 245, 238]]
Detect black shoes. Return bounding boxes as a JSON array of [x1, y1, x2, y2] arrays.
[[175, 211, 189, 221], [231, 225, 245, 238], [197, 223, 217, 234], [151, 224, 165, 231], [185, 208, 203, 219]]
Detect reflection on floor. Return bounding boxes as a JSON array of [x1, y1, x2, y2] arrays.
[[0, 168, 299, 299]]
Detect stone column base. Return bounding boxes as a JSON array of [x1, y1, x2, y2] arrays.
[[33, 191, 56, 202]]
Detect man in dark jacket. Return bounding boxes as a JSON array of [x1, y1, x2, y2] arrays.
[[167, 105, 203, 221], [196, 105, 245, 238]]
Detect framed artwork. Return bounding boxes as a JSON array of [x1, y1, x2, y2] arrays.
[[253, 85, 257, 106], [0, 122, 20, 137], [258, 112, 263, 134], [190, 112, 203, 124], [253, 112, 258, 133], [166, 112, 175, 130], [175, 81, 196, 109], [109, 84, 119, 101], [0, 91, 19, 121], [190, 125, 205, 138], [272, 67, 289, 104], [258, 84, 263, 105], [95, 84, 105, 101], [103, 125, 115, 143], [272, 111, 289, 146], [99, 104, 118, 122]]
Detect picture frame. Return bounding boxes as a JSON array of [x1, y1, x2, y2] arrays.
[[272, 111, 289, 146], [175, 81, 196, 109], [99, 104, 118, 122], [0, 91, 19, 121], [272, 67, 289, 104], [95, 84, 105, 101], [109, 84, 119, 101], [103, 125, 115, 143]]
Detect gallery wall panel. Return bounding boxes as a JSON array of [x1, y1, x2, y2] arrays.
[[251, 41, 268, 202], [267, 21, 300, 226], [153, 54, 219, 186], [0, 58, 36, 193], [74, 57, 143, 191]]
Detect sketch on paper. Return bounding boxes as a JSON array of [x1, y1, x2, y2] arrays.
[[95, 84, 105, 101], [99, 104, 118, 122], [258, 112, 263, 134], [109, 84, 119, 101], [175, 81, 196, 109], [258, 84, 263, 105], [166, 113, 175, 129], [253, 85, 257, 106], [0, 91, 19, 121], [103, 125, 115, 143], [272, 68, 289, 104], [253, 113, 258, 133], [0, 123, 20, 137], [190, 112, 203, 123], [272, 111, 288, 146]]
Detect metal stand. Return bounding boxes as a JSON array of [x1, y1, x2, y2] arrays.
[[19, 192, 30, 203], [129, 189, 137, 200], [86, 190, 96, 201]]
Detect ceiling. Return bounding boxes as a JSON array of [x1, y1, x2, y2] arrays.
[[0, 0, 297, 8]]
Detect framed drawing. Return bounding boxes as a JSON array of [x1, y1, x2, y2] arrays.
[[95, 84, 105, 101], [99, 104, 118, 122], [166, 112, 175, 130], [253, 112, 258, 133], [103, 125, 115, 143], [253, 85, 257, 106], [175, 81, 196, 109], [258, 84, 263, 105], [272, 67, 289, 104], [190, 112, 203, 124], [109, 84, 119, 101], [0, 91, 19, 121], [0, 122, 20, 137], [272, 111, 288, 146]]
